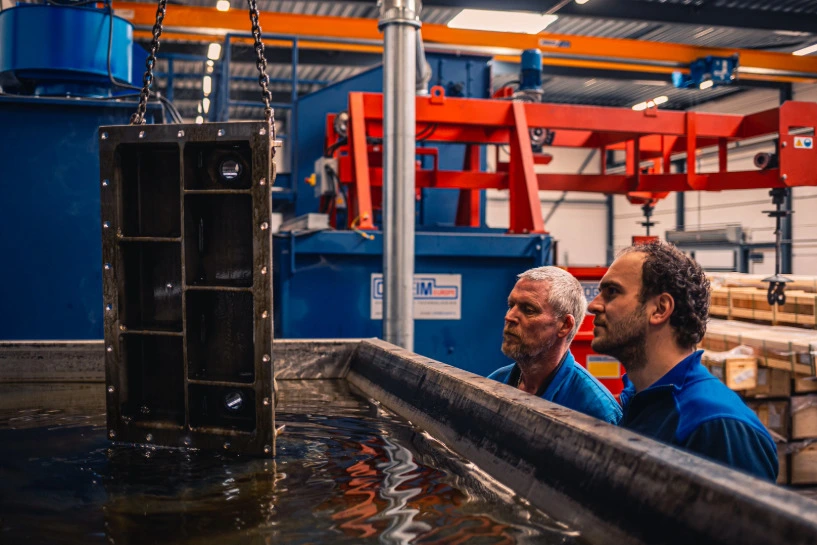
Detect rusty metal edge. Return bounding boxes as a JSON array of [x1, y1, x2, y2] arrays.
[[346, 338, 817, 545], [0, 340, 360, 383]]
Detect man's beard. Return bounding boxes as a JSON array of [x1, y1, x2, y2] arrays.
[[502, 331, 556, 365], [591, 305, 648, 373]]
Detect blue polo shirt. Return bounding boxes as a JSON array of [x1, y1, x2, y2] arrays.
[[488, 351, 622, 424], [619, 350, 778, 481]]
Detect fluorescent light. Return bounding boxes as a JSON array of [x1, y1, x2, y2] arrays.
[[195, 116, 204, 124], [447, 9, 558, 34], [202, 98, 210, 114], [793, 43, 817, 56], [575, 0, 590, 4], [633, 96, 666, 111], [216, 0, 230, 11], [203, 76, 212, 96], [197, 103, 202, 114], [775, 30, 810, 37], [206, 60, 214, 67], [207, 43, 222, 61], [699, 80, 714, 90]]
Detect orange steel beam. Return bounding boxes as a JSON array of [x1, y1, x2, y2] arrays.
[[358, 93, 779, 141], [116, 3, 817, 83]]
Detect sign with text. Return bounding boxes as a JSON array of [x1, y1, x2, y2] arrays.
[[371, 274, 461, 320]]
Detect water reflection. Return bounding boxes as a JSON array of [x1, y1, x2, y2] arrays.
[[0, 380, 586, 544]]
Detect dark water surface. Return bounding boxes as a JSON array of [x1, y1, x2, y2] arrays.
[[0, 381, 586, 545]]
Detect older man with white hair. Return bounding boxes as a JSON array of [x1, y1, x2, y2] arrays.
[[488, 267, 622, 424]]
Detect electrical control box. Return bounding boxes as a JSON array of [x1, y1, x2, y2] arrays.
[[99, 121, 277, 457], [313, 156, 338, 198]]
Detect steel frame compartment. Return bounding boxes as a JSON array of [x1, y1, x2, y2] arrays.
[[273, 230, 551, 377], [99, 121, 276, 457]]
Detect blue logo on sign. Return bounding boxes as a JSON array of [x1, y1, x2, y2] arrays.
[[372, 277, 459, 300], [580, 282, 600, 303]]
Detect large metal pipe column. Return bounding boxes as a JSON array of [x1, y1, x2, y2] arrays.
[[379, 0, 420, 351]]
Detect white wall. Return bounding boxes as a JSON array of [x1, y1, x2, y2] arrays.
[[485, 147, 608, 266], [621, 87, 817, 275], [483, 85, 817, 273]]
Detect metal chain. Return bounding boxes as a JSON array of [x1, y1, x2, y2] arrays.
[[247, 0, 274, 124], [130, 0, 167, 125]]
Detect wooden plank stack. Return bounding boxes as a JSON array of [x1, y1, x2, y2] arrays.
[[709, 287, 817, 328]]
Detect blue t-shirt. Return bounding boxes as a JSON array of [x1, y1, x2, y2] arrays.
[[487, 351, 622, 424], [619, 350, 778, 481]]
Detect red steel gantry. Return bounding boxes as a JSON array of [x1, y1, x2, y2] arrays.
[[325, 87, 817, 234]]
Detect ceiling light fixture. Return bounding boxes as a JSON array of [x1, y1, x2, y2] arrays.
[[216, 0, 230, 11], [207, 43, 222, 61], [447, 9, 558, 34], [793, 43, 817, 56], [633, 95, 669, 111], [203, 76, 212, 96], [699, 80, 714, 90]]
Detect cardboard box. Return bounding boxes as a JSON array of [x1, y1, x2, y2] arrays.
[[776, 441, 789, 486], [791, 395, 817, 440], [790, 442, 817, 485], [702, 352, 757, 391], [748, 400, 790, 439], [793, 375, 817, 394], [704, 319, 817, 376], [743, 368, 791, 398]]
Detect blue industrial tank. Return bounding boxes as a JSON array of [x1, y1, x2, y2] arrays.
[[274, 231, 552, 377], [0, 4, 158, 340]]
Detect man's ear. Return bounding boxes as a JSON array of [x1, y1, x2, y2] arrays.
[[559, 314, 576, 339], [649, 293, 674, 326]]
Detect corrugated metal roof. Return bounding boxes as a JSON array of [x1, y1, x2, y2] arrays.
[[636, 0, 817, 16], [21, 0, 803, 118], [493, 72, 741, 111]]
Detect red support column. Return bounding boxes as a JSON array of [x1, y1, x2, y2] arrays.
[[455, 144, 482, 227], [348, 93, 375, 229], [686, 112, 706, 190], [508, 102, 545, 233], [718, 137, 728, 173]]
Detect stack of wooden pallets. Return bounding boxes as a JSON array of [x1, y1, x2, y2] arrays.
[[701, 316, 817, 486], [709, 274, 817, 328]]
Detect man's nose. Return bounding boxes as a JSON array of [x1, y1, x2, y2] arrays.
[[505, 307, 519, 323], [588, 293, 603, 315]]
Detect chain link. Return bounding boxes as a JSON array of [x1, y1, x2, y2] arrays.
[[247, 0, 274, 125], [130, 0, 167, 125]]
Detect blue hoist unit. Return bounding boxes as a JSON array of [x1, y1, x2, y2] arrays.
[[673, 55, 739, 89]]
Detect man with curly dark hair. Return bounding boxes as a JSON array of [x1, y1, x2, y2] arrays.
[[588, 241, 777, 481]]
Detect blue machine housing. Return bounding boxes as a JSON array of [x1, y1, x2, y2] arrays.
[[0, 4, 159, 341], [0, 97, 161, 340], [0, 4, 133, 96], [278, 52, 554, 376], [274, 232, 552, 377], [519, 49, 543, 92], [292, 52, 492, 228]]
